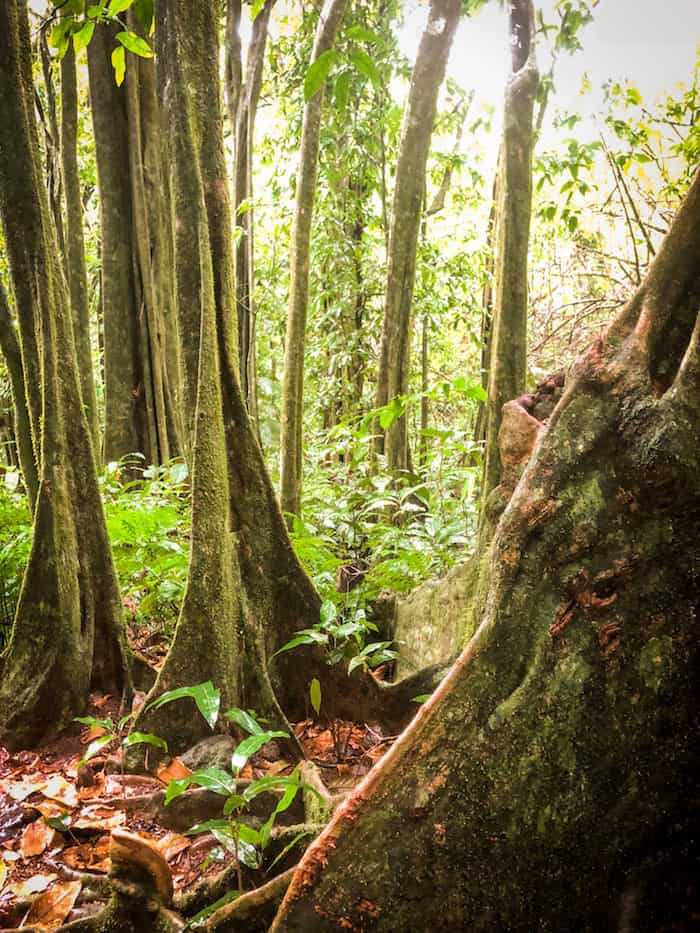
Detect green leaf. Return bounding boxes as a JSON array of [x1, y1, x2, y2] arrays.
[[309, 677, 322, 716], [224, 707, 263, 736], [304, 49, 337, 103], [73, 21, 95, 54], [270, 630, 328, 659], [146, 681, 221, 730], [320, 600, 338, 625], [411, 694, 431, 703], [80, 733, 116, 766], [222, 794, 247, 815], [74, 715, 115, 731], [347, 654, 366, 675], [111, 45, 126, 86], [266, 830, 311, 872], [346, 25, 380, 44], [44, 812, 72, 832], [116, 29, 153, 58], [250, 0, 265, 19], [231, 731, 289, 774], [109, 0, 133, 13], [334, 71, 351, 114], [164, 777, 192, 805], [122, 731, 168, 753], [349, 50, 380, 87]]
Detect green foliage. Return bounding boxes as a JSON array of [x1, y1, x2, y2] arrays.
[[0, 480, 31, 649]]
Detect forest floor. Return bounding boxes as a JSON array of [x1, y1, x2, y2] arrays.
[[0, 630, 394, 929]]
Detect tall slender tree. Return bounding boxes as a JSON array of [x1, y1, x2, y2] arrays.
[[373, 0, 461, 473], [279, 0, 350, 522], [0, 0, 129, 749]]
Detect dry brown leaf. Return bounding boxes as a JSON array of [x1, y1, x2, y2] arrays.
[[20, 820, 57, 858], [24, 879, 81, 928], [2, 773, 46, 802], [41, 774, 79, 809], [80, 725, 108, 744], [156, 758, 192, 785], [72, 805, 125, 831], [8, 872, 57, 898], [157, 832, 191, 862], [266, 759, 291, 775], [63, 835, 111, 873], [32, 800, 70, 821], [92, 693, 112, 709]]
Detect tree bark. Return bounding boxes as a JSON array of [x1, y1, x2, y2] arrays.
[[0, 0, 129, 750], [270, 168, 700, 931], [0, 280, 38, 505], [373, 0, 461, 473], [60, 46, 100, 453], [480, 0, 538, 526], [132, 0, 321, 755], [226, 0, 276, 434], [279, 0, 350, 522]]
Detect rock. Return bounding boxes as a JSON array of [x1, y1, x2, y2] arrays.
[[180, 735, 236, 772]]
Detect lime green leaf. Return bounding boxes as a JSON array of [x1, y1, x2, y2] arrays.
[[116, 29, 153, 58], [346, 25, 380, 44], [224, 707, 263, 736], [349, 49, 380, 87], [80, 733, 116, 766], [411, 694, 431, 703], [72, 21, 95, 54], [146, 681, 221, 730], [309, 677, 322, 716], [122, 731, 168, 753], [251, 0, 266, 20], [304, 49, 337, 102], [231, 731, 289, 774], [109, 0, 133, 13], [111, 45, 126, 86]]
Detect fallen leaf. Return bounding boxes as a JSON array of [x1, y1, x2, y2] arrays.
[[72, 806, 125, 831], [42, 775, 78, 809], [33, 800, 71, 822], [63, 835, 111, 873], [157, 832, 191, 862], [24, 879, 81, 927], [92, 693, 112, 709], [9, 872, 57, 898], [20, 820, 58, 858], [266, 759, 291, 775], [81, 725, 108, 744], [156, 758, 192, 785], [2, 773, 45, 802]]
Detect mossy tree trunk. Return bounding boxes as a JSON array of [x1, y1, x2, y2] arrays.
[[60, 46, 100, 452], [133, 0, 321, 755], [480, 0, 538, 521], [225, 0, 276, 434], [270, 168, 700, 931], [88, 24, 182, 466], [373, 0, 461, 473], [0, 280, 38, 506], [0, 0, 129, 750], [279, 0, 349, 522]]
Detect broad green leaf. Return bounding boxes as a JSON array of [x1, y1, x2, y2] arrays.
[[146, 681, 221, 730], [231, 731, 288, 774], [304, 49, 337, 102], [73, 21, 95, 54], [164, 777, 192, 805], [349, 50, 380, 87], [320, 600, 337, 625], [222, 794, 247, 815], [116, 29, 153, 58], [186, 768, 235, 796], [251, 0, 266, 20], [111, 45, 126, 86], [347, 654, 366, 675], [109, 0, 134, 13], [122, 731, 168, 753], [75, 715, 115, 731], [44, 813, 72, 832], [334, 70, 351, 114], [309, 678, 322, 716], [224, 707, 263, 736], [346, 25, 380, 43]]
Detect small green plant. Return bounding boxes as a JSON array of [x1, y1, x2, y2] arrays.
[[147, 683, 320, 897]]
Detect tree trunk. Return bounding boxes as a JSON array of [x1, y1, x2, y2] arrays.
[[373, 0, 461, 473], [88, 24, 182, 466], [0, 0, 129, 750], [226, 0, 276, 434], [132, 0, 321, 755], [270, 168, 700, 931], [279, 0, 350, 522], [0, 281, 38, 505], [480, 0, 538, 524], [60, 46, 100, 452]]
